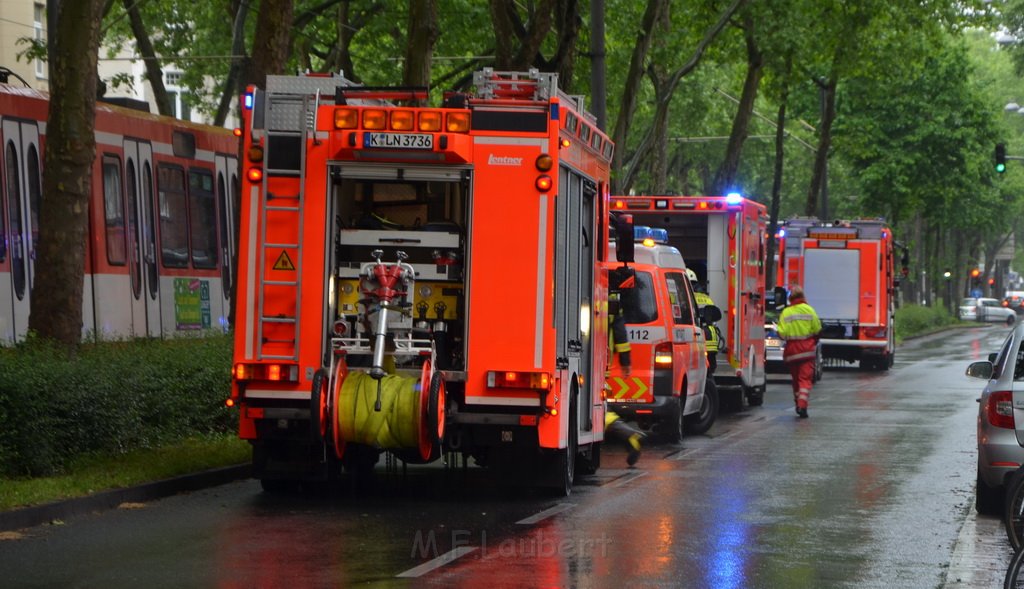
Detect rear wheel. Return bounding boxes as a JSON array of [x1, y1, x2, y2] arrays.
[[977, 473, 1003, 516], [1004, 542, 1024, 589], [684, 378, 718, 435], [1004, 466, 1024, 551], [663, 396, 684, 443], [549, 394, 578, 497]]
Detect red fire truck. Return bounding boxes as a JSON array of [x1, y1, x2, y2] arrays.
[[777, 217, 902, 370], [231, 69, 623, 494], [610, 194, 768, 409]]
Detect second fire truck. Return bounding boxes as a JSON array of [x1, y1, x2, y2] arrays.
[[777, 217, 904, 370], [230, 69, 626, 494]]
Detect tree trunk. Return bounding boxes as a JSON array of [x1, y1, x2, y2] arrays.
[[489, 0, 516, 69], [711, 11, 762, 196], [512, 0, 555, 71], [610, 0, 668, 192], [244, 0, 294, 90], [29, 0, 105, 351], [123, 0, 172, 116], [215, 0, 251, 126], [804, 74, 836, 218], [765, 54, 791, 293], [551, 0, 583, 90], [403, 0, 438, 97], [612, 0, 746, 193]]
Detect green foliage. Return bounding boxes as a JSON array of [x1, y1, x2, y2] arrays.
[[0, 433, 249, 511], [894, 304, 958, 340], [0, 334, 235, 477]]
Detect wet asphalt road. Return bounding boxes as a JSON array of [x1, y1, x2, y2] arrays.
[[0, 325, 1016, 588]]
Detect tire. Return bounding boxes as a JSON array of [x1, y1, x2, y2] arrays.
[[578, 442, 601, 476], [1005, 466, 1024, 551], [550, 394, 578, 497], [1009, 315, 1017, 327], [684, 378, 718, 435], [977, 472, 1003, 516], [746, 386, 764, 407], [309, 368, 329, 443], [663, 396, 684, 444], [1004, 544, 1024, 589]]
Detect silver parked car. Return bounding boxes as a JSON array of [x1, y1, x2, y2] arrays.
[[966, 322, 1024, 514], [976, 297, 1017, 325], [958, 297, 978, 321]]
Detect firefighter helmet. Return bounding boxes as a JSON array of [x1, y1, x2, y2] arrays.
[[686, 268, 698, 283]]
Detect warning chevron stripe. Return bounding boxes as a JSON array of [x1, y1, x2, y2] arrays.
[[630, 377, 649, 399], [606, 376, 651, 400]]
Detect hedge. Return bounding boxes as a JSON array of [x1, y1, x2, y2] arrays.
[[0, 333, 235, 477]]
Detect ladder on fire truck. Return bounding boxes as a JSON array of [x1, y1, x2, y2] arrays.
[[254, 76, 334, 361], [254, 74, 394, 361]]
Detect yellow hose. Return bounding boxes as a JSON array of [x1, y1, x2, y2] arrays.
[[338, 370, 421, 448]]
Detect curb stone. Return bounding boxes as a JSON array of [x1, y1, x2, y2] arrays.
[[0, 464, 251, 532]]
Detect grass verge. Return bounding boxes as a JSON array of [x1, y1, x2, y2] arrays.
[[0, 433, 250, 512]]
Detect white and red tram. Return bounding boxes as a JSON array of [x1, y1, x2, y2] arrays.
[[0, 82, 239, 343]]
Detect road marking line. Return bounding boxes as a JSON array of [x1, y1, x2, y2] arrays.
[[396, 546, 478, 578], [516, 502, 576, 525], [670, 448, 699, 461], [605, 471, 647, 488]]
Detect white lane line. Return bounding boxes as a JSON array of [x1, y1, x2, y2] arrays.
[[670, 448, 699, 461], [516, 503, 576, 525], [605, 471, 647, 488], [395, 546, 478, 578]]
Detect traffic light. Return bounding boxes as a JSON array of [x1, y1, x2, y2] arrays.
[[971, 268, 982, 288], [996, 143, 1007, 173]]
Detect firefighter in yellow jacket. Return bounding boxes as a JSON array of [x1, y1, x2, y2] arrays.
[[605, 274, 645, 466], [777, 285, 822, 418], [687, 269, 721, 372]]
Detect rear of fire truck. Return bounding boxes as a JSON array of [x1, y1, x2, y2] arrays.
[[778, 218, 903, 370], [230, 69, 619, 495]]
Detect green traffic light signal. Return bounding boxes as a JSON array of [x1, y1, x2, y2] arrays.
[[996, 143, 1007, 173], [997, 162, 1007, 173]]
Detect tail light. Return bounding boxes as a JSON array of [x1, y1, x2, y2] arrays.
[[486, 370, 550, 391], [654, 342, 673, 368], [988, 390, 1015, 429], [862, 327, 887, 339], [233, 362, 300, 382]]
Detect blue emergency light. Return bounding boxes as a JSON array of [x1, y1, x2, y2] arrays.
[[649, 228, 669, 244], [633, 226, 652, 241], [244, 93, 254, 110], [725, 192, 743, 205]]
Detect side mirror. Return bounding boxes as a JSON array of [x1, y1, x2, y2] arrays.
[[701, 304, 722, 324], [965, 361, 994, 380], [613, 213, 634, 263]]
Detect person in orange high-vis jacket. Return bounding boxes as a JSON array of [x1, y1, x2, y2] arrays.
[[777, 285, 822, 418]]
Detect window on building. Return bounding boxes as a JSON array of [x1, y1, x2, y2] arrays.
[[34, 4, 46, 78]]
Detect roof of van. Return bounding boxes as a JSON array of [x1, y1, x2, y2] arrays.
[[609, 241, 686, 270]]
